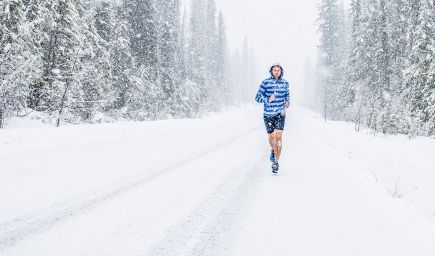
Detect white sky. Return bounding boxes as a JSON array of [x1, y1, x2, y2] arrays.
[[213, 0, 351, 95], [215, 0, 320, 85]]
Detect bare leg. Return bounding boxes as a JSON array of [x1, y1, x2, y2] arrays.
[[273, 130, 283, 162], [268, 133, 275, 151]]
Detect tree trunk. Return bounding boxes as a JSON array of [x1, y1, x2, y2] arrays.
[[56, 82, 70, 127]]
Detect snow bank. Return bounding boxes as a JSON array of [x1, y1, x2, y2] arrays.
[[297, 107, 435, 220]]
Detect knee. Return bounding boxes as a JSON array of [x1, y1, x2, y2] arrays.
[[275, 134, 283, 148]]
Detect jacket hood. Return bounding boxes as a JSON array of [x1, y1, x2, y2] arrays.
[[269, 63, 284, 79]]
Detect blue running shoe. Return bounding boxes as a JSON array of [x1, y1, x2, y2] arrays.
[[269, 150, 275, 162]]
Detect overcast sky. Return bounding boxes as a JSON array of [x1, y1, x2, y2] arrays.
[[215, 0, 319, 83], [213, 0, 350, 98]]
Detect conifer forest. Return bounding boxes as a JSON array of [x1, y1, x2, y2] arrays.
[[0, 0, 256, 127], [313, 0, 435, 136]]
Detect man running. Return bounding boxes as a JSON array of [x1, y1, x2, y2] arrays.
[[255, 63, 290, 173]]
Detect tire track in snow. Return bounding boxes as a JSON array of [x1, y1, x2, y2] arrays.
[[144, 147, 266, 256], [0, 125, 262, 252]]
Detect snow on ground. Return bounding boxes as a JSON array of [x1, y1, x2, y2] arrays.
[[300, 108, 435, 220], [0, 106, 434, 255]]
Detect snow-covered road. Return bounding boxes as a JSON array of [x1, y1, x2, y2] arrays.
[[1, 106, 435, 256]]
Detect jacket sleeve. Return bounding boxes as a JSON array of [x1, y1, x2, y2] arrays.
[[285, 82, 290, 103], [255, 82, 267, 103]]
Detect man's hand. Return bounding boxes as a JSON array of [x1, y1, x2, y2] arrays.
[[285, 102, 290, 108], [268, 93, 276, 103]]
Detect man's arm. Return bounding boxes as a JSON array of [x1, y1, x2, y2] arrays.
[[255, 82, 268, 103], [285, 82, 290, 108]]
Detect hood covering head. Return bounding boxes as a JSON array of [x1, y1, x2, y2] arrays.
[[269, 63, 284, 79]]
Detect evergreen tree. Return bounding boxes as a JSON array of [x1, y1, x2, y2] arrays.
[[216, 11, 230, 108], [95, 1, 134, 115], [24, 0, 48, 111], [317, 0, 347, 120], [156, 0, 182, 117], [95, 0, 112, 43], [188, 0, 208, 113], [384, 0, 412, 133], [125, 0, 159, 79], [123, 0, 163, 118], [404, 0, 435, 135], [125, 64, 162, 121], [178, 5, 188, 82], [173, 5, 193, 117], [28, 0, 89, 126], [109, 3, 134, 113], [332, 1, 349, 119], [241, 36, 250, 102], [205, 0, 219, 111], [347, 0, 365, 126], [79, 2, 114, 122], [362, 0, 393, 133], [375, 0, 395, 133], [229, 48, 241, 105], [0, 0, 34, 127]]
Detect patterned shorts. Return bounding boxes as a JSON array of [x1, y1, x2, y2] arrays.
[[263, 112, 286, 134]]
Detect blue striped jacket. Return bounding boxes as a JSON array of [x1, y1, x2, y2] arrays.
[[255, 77, 290, 117]]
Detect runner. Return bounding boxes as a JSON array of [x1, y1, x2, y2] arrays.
[[255, 63, 290, 174]]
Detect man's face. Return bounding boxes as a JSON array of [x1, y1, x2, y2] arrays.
[[272, 66, 281, 79]]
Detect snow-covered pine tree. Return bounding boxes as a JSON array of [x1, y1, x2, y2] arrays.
[[0, 0, 35, 128], [302, 56, 317, 110], [382, 0, 412, 134], [355, 0, 374, 130], [204, 0, 219, 111], [156, 0, 182, 117], [369, 0, 393, 133], [317, 0, 347, 120], [228, 37, 256, 106], [216, 11, 230, 108], [188, 0, 208, 114], [24, 0, 48, 112], [347, 0, 391, 130], [125, 64, 162, 121], [123, 0, 163, 119], [331, 1, 349, 120], [95, 1, 135, 117], [95, 0, 112, 43], [125, 0, 158, 78], [173, 4, 195, 118], [347, 0, 365, 127], [427, 88, 435, 136], [30, 0, 89, 126], [240, 37, 251, 103], [178, 5, 188, 82], [78, 2, 115, 122], [125, 0, 159, 68], [108, 3, 134, 114], [229, 47, 241, 105], [247, 45, 258, 103], [404, 0, 435, 136]]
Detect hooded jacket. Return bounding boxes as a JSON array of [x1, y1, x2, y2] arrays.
[[255, 64, 290, 116]]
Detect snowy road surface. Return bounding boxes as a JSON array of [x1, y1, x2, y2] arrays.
[[1, 106, 435, 256]]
